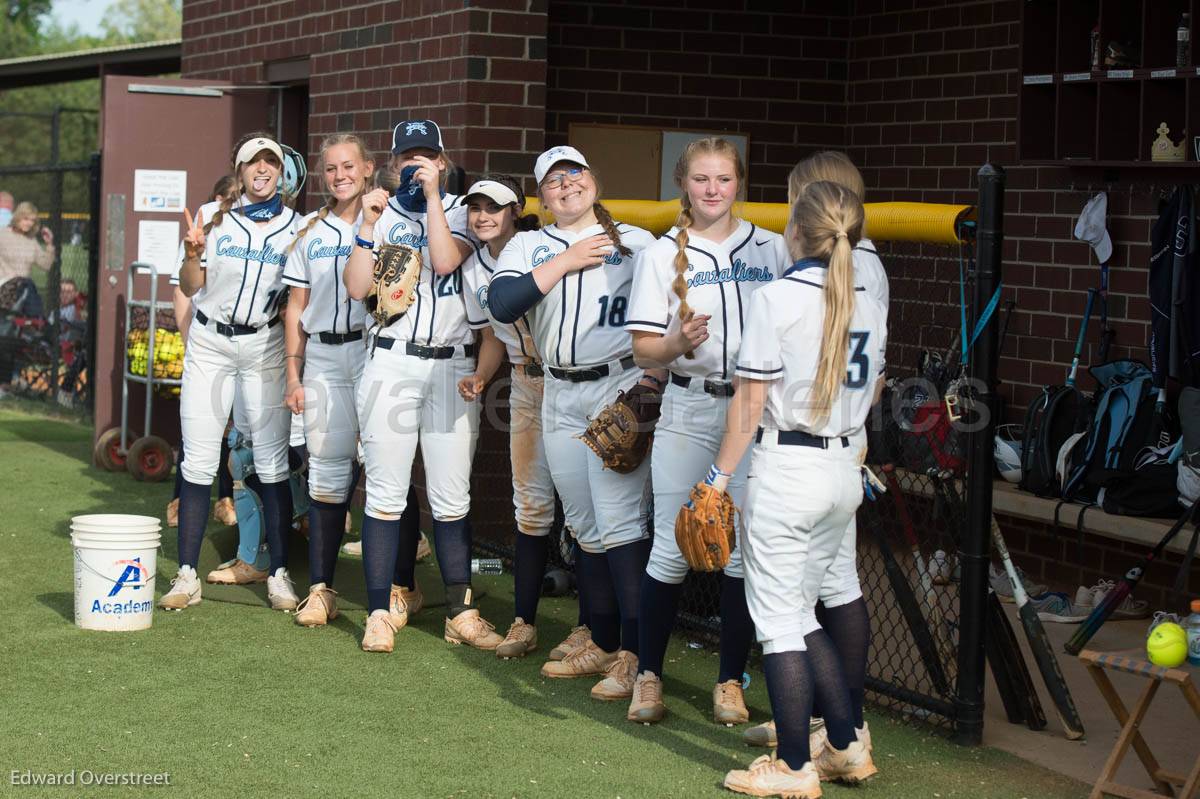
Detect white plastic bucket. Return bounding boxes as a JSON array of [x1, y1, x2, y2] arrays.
[[71, 514, 162, 631]]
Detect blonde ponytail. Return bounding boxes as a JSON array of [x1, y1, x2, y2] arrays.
[[286, 196, 336, 256], [788, 181, 864, 422]]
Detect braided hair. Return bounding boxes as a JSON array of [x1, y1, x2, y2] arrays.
[[669, 137, 746, 359]]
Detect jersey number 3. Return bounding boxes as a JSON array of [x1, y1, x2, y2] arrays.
[[846, 331, 870, 389]]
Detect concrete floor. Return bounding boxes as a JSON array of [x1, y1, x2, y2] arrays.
[[981, 603, 1198, 794]]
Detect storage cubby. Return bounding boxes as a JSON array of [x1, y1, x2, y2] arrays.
[[1019, 0, 1200, 166], [1058, 82, 1098, 159]]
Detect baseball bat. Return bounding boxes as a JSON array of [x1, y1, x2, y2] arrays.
[[867, 502, 952, 697], [1065, 497, 1200, 655], [928, 469, 1046, 730], [882, 464, 937, 611], [1066, 289, 1097, 388], [991, 516, 1085, 740]]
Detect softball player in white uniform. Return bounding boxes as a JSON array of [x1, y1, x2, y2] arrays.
[[456, 175, 559, 659], [344, 119, 502, 654], [280, 133, 375, 627], [624, 137, 788, 726], [743, 152, 893, 752], [489, 146, 659, 701], [712, 181, 884, 797], [160, 134, 301, 613]]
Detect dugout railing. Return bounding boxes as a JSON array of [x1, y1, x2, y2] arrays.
[[441, 167, 1004, 743]]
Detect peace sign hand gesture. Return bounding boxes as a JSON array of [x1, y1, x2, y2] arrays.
[[183, 208, 206, 260]]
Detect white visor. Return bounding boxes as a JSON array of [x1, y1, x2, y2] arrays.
[[465, 180, 521, 208], [235, 137, 285, 169]]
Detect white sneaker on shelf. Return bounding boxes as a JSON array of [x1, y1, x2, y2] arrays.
[[267, 567, 299, 611]]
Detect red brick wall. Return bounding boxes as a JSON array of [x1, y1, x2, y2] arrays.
[[545, 0, 850, 203], [181, 0, 547, 185]]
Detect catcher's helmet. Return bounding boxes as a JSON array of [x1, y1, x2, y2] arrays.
[[280, 144, 307, 201]]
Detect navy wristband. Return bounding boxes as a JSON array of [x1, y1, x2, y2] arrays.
[[355, 236, 375, 250]]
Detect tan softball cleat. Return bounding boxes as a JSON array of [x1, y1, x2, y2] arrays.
[[340, 539, 362, 556], [361, 610, 397, 653], [813, 739, 876, 784], [626, 671, 666, 723], [157, 566, 202, 610], [743, 720, 777, 748], [415, 532, 432, 561], [809, 721, 871, 760], [213, 496, 238, 526], [724, 755, 822, 798], [165, 497, 179, 528], [294, 583, 338, 627], [205, 558, 268, 585], [591, 649, 638, 700], [388, 581, 423, 628], [540, 639, 615, 678], [444, 609, 504, 649], [714, 679, 751, 726], [496, 618, 537, 658], [548, 624, 591, 661]]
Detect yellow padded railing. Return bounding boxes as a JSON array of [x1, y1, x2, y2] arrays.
[[522, 198, 976, 245]]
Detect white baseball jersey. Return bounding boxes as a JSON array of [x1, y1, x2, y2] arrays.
[[373, 194, 484, 345], [626, 220, 788, 380], [169, 199, 223, 286], [281, 209, 368, 335], [493, 222, 656, 368], [855, 237, 889, 314], [461, 241, 542, 364], [736, 258, 888, 438], [190, 201, 301, 328]]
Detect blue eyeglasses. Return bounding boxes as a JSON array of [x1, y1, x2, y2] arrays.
[[543, 167, 587, 190]]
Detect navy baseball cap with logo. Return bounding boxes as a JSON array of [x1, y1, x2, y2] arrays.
[[392, 119, 445, 155]]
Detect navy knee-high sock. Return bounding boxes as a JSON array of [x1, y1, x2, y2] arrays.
[[605, 538, 650, 655], [637, 574, 683, 676], [576, 550, 619, 652], [764, 650, 815, 770], [574, 541, 589, 627], [433, 517, 472, 617], [805, 628, 857, 750], [217, 436, 233, 500], [307, 498, 346, 586], [393, 485, 420, 589], [258, 479, 293, 573], [361, 514, 399, 613], [718, 575, 755, 683], [176, 479, 212, 568], [514, 532, 550, 622], [172, 447, 184, 501], [818, 598, 870, 728]]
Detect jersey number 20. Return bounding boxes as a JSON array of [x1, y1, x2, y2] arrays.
[[846, 331, 870, 389]]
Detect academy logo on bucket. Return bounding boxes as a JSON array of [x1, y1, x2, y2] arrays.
[[108, 558, 149, 596]]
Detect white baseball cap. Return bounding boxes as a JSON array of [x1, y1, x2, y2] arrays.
[[235, 137, 284, 169], [1074, 192, 1112, 264], [534, 146, 590, 184], [465, 179, 521, 208]]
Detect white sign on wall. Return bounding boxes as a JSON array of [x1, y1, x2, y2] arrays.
[[136, 220, 180, 276], [133, 169, 187, 213]]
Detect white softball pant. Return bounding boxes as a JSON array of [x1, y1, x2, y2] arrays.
[[300, 339, 366, 503], [179, 320, 289, 484], [356, 344, 479, 521], [819, 431, 871, 609], [540, 364, 650, 554], [509, 366, 555, 536], [646, 383, 748, 583], [741, 435, 864, 655]]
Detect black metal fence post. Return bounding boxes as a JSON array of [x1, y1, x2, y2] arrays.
[[48, 107, 64, 401], [954, 164, 1005, 745]]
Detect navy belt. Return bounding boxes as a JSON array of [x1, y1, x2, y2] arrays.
[[196, 309, 279, 337], [316, 330, 364, 345], [516, 362, 544, 377], [669, 372, 734, 397], [756, 427, 850, 449], [373, 338, 477, 359], [547, 355, 635, 382]]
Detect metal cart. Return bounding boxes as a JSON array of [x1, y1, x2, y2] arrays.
[[93, 261, 180, 481]]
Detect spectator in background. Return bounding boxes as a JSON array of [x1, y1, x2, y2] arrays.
[[0, 192, 13, 228], [0, 202, 55, 317], [57, 278, 84, 325]]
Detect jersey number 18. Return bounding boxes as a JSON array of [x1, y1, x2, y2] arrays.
[[596, 294, 627, 328]]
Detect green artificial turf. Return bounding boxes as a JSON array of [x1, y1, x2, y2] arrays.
[[0, 406, 1088, 798]]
